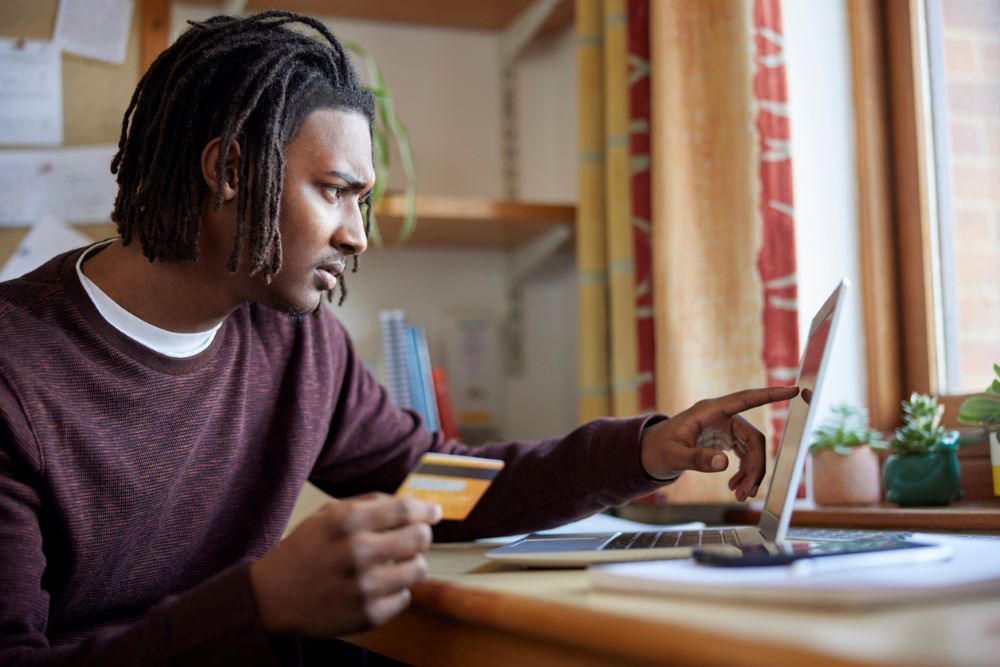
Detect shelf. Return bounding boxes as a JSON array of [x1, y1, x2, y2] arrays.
[[372, 194, 574, 250], [0, 196, 576, 254], [183, 0, 574, 33]]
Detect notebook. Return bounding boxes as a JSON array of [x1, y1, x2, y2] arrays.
[[589, 532, 1000, 610], [486, 279, 853, 567]]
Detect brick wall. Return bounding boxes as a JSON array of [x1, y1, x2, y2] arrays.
[[941, 0, 1000, 392]]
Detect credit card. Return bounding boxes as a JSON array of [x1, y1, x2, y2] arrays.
[[395, 452, 504, 520]]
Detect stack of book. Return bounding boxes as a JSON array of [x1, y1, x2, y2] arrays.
[[379, 309, 458, 441]]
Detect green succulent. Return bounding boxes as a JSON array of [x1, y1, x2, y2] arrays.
[[890, 393, 959, 456], [958, 363, 1000, 433], [809, 404, 885, 456]]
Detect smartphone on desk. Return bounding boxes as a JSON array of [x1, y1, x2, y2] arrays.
[[693, 538, 953, 574]]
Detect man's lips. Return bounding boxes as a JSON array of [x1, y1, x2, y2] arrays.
[[318, 260, 346, 276], [316, 260, 346, 291]]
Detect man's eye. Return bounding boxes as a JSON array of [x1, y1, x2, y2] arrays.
[[324, 185, 346, 197]]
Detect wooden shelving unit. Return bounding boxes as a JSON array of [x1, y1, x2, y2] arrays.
[[1, 195, 575, 256], [373, 194, 573, 250], [139, 1, 578, 252]]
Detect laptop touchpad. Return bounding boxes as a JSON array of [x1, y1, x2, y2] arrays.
[[502, 535, 612, 553]]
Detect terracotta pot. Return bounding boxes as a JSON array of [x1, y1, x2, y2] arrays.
[[811, 445, 881, 506]]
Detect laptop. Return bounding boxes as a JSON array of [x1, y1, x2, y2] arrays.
[[486, 279, 851, 567]]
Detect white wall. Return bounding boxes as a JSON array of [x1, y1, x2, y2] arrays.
[[506, 26, 580, 439], [783, 0, 867, 427], [312, 17, 580, 442], [516, 27, 579, 203]]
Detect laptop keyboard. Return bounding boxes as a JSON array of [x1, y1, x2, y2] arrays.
[[785, 527, 913, 541], [601, 529, 740, 550]]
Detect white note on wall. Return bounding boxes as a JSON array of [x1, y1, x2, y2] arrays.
[[0, 146, 118, 226], [0, 39, 63, 146], [0, 215, 93, 282], [54, 0, 134, 65], [445, 310, 502, 432]]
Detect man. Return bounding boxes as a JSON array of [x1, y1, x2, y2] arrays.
[[0, 11, 796, 666]]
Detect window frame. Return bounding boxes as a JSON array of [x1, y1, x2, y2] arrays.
[[849, 0, 986, 432]]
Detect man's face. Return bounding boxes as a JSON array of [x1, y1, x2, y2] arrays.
[[250, 107, 374, 316]]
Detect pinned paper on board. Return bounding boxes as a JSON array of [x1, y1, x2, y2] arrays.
[[0, 39, 63, 145], [0, 146, 118, 226], [0, 215, 92, 282], [54, 0, 134, 65]]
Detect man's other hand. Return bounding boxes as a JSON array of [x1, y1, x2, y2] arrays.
[[640, 386, 799, 501], [249, 492, 442, 637]]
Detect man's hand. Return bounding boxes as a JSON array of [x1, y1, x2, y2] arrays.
[[640, 386, 799, 501], [249, 493, 442, 637]]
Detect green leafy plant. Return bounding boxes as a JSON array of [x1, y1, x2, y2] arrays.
[[344, 40, 417, 247], [809, 404, 885, 456], [889, 392, 959, 456], [958, 363, 1000, 435]]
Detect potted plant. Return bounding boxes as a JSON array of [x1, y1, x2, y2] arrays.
[[958, 363, 1000, 497], [883, 393, 962, 506], [809, 404, 886, 505]]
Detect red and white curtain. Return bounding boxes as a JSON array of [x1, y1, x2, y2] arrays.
[[577, 0, 799, 503]]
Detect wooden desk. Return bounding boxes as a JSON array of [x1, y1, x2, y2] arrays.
[[348, 543, 1000, 667]]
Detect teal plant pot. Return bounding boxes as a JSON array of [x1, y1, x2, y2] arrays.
[[883, 450, 963, 506]]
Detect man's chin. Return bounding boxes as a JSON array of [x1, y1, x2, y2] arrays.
[[265, 293, 327, 321]]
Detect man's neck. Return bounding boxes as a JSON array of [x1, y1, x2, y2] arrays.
[[81, 240, 241, 333]]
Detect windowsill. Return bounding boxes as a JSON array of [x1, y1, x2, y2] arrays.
[[723, 499, 1000, 532]]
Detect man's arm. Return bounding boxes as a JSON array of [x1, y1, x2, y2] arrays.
[[0, 406, 283, 666], [308, 317, 799, 542], [307, 316, 668, 540]]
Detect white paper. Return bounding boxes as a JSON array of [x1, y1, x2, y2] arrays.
[[590, 533, 1000, 609], [0, 146, 118, 226], [54, 0, 134, 64], [0, 39, 63, 145], [445, 311, 502, 429], [0, 215, 92, 282]]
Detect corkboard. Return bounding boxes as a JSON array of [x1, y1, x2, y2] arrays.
[[0, 0, 141, 268]]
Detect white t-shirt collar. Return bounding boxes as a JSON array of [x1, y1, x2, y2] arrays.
[[76, 240, 222, 358]]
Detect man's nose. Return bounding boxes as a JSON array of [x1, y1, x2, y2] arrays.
[[333, 203, 368, 256]]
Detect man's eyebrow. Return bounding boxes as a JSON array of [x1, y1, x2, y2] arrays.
[[326, 170, 370, 191]]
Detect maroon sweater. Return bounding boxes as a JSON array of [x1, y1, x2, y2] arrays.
[[0, 248, 663, 666]]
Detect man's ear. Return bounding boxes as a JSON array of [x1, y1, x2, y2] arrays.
[[200, 137, 241, 204]]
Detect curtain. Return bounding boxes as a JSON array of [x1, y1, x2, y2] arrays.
[[576, 0, 655, 421], [577, 0, 799, 504], [576, 0, 612, 421], [652, 0, 799, 503]]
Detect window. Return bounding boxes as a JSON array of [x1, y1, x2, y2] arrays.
[[850, 0, 998, 433], [924, 0, 1000, 394]]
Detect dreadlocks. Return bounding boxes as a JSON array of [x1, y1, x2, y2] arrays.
[[110, 11, 375, 306]]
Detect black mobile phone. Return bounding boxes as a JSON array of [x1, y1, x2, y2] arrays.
[[692, 538, 948, 568]]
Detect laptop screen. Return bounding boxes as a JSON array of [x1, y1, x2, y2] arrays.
[[759, 280, 846, 541]]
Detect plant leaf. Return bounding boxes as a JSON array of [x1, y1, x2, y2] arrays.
[[958, 395, 1000, 425]]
